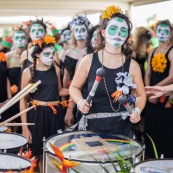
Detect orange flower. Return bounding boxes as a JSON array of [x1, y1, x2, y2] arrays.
[[160, 95, 166, 103], [101, 5, 122, 19], [0, 52, 6, 62], [49, 142, 64, 161], [151, 53, 167, 73], [44, 35, 56, 44], [10, 84, 18, 95], [28, 159, 37, 173], [62, 159, 79, 168], [32, 39, 43, 48], [111, 90, 122, 102], [23, 149, 32, 159]]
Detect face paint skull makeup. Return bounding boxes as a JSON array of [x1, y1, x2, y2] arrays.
[[91, 30, 97, 48], [40, 46, 55, 66], [13, 31, 27, 48], [156, 24, 170, 43], [74, 24, 88, 41], [30, 24, 46, 40], [61, 29, 71, 43], [105, 17, 128, 47]]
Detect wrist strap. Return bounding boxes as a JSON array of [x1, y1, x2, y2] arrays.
[[132, 107, 141, 115], [77, 99, 83, 110]]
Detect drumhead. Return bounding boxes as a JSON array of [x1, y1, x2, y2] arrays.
[[0, 132, 27, 153], [0, 126, 8, 132], [46, 131, 143, 163], [134, 159, 173, 173], [0, 153, 31, 171]]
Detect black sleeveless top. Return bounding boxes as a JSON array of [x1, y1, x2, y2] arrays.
[[86, 52, 132, 136], [87, 52, 131, 114], [30, 66, 60, 101], [150, 46, 173, 86], [64, 55, 78, 79]]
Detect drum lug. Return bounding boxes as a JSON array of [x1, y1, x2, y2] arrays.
[[160, 154, 164, 159], [142, 144, 146, 161]]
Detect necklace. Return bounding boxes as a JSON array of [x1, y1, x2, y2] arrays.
[[104, 48, 121, 55], [101, 50, 124, 112]]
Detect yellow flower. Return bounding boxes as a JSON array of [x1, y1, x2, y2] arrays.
[[151, 53, 167, 73], [101, 5, 122, 19], [44, 35, 56, 44]]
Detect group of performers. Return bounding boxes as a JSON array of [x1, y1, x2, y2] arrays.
[[1, 4, 173, 172]]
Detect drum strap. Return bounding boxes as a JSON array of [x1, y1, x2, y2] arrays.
[[78, 111, 129, 130]]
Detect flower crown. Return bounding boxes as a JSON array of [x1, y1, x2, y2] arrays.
[[101, 5, 122, 19], [32, 35, 56, 48]]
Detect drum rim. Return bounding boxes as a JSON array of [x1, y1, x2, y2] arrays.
[[134, 158, 173, 167], [0, 132, 28, 151], [0, 153, 31, 171], [45, 130, 143, 164]]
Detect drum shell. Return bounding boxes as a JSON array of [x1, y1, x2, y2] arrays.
[[0, 132, 28, 154], [45, 131, 143, 173]]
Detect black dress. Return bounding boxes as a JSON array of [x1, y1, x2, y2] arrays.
[[28, 66, 64, 156], [86, 52, 132, 136], [145, 46, 173, 158]]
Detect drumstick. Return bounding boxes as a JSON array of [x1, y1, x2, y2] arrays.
[[0, 105, 36, 126], [0, 80, 41, 115], [4, 123, 35, 126], [6, 83, 32, 107]]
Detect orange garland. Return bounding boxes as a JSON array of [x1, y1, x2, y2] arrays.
[[0, 52, 6, 62]]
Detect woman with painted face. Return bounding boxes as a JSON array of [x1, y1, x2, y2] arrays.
[[21, 19, 60, 72], [63, 16, 90, 126], [69, 6, 146, 136], [58, 26, 71, 77], [21, 19, 47, 72], [20, 36, 69, 171], [6, 28, 27, 126], [144, 20, 173, 158]]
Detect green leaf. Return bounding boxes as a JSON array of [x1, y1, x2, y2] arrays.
[[146, 133, 158, 159]]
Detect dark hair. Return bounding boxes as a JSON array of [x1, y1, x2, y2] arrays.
[[156, 19, 173, 31], [134, 27, 152, 56], [30, 42, 54, 83], [86, 25, 98, 54], [29, 19, 47, 37], [96, 13, 133, 58]]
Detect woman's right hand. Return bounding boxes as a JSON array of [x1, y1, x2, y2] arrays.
[[22, 127, 32, 144], [77, 99, 91, 114]]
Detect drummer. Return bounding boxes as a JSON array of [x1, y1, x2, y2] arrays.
[[69, 5, 146, 137]]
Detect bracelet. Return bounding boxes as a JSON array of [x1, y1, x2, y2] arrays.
[[77, 99, 83, 110], [132, 107, 141, 115]]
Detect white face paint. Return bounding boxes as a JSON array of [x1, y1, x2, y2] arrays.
[[156, 24, 170, 42], [40, 46, 55, 66], [30, 24, 46, 41], [61, 29, 71, 43], [91, 30, 97, 48], [13, 31, 27, 48], [74, 24, 88, 41], [105, 17, 129, 47]]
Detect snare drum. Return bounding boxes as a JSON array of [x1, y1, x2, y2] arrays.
[[134, 159, 173, 173], [0, 153, 31, 172], [45, 131, 143, 173], [0, 132, 28, 154]]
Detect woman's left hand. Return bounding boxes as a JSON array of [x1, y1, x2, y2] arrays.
[[130, 110, 141, 124]]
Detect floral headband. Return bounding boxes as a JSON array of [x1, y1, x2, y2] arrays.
[[101, 5, 123, 19], [32, 35, 56, 48], [70, 16, 90, 28]]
